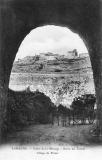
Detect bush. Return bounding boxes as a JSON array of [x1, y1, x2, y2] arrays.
[[5, 89, 56, 132], [70, 94, 96, 114]]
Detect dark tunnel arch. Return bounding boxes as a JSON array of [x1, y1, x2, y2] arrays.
[[0, 0, 102, 142]]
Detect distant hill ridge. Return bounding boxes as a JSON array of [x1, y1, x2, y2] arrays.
[[12, 52, 91, 73]]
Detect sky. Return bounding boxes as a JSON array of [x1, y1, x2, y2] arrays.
[[15, 25, 88, 60]]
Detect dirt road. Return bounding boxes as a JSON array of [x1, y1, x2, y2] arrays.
[[5, 123, 102, 146]]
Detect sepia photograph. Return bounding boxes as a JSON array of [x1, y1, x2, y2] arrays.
[[0, 0, 102, 159]]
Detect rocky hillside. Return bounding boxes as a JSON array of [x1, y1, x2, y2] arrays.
[[10, 53, 94, 106], [12, 53, 92, 73]]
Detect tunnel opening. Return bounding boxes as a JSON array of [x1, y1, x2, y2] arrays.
[[7, 25, 96, 136], [9, 25, 95, 105]]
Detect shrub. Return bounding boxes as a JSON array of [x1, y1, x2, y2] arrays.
[[5, 89, 56, 132]]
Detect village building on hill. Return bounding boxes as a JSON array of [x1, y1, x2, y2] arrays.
[[79, 53, 89, 58], [40, 50, 79, 60], [65, 49, 78, 59], [40, 52, 57, 60]]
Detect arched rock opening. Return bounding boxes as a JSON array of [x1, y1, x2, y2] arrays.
[[0, 0, 102, 142], [9, 25, 92, 107]]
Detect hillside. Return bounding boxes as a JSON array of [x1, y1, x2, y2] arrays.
[[12, 53, 92, 74], [10, 53, 94, 106]]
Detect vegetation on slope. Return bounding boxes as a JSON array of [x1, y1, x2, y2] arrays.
[[5, 89, 56, 132]]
